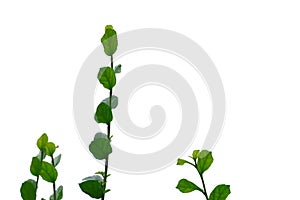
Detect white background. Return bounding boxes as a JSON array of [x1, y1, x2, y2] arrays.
[[1, 0, 300, 199]]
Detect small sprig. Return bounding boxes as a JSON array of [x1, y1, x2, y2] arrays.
[[79, 25, 121, 200], [176, 150, 230, 200], [20, 133, 63, 200]]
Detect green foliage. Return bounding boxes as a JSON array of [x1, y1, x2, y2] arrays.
[[101, 25, 118, 56], [37, 150, 46, 160], [37, 133, 48, 151], [50, 185, 63, 200], [176, 150, 230, 200], [102, 95, 118, 109], [79, 180, 105, 199], [176, 179, 203, 193], [21, 133, 62, 200], [54, 154, 62, 167], [114, 64, 121, 73], [197, 150, 213, 174], [30, 157, 42, 176], [83, 175, 103, 182], [94, 102, 113, 124], [94, 132, 108, 140], [192, 149, 200, 159], [40, 161, 58, 183], [20, 179, 36, 200], [89, 138, 112, 160], [177, 158, 189, 166], [81, 25, 120, 199], [209, 184, 231, 200], [45, 142, 56, 156], [98, 67, 116, 90]]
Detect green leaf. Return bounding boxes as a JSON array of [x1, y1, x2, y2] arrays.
[[177, 158, 189, 166], [101, 25, 118, 56], [79, 180, 105, 199], [45, 142, 56, 156], [89, 138, 112, 160], [102, 95, 118, 109], [98, 67, 116, 90], [94, 132, 108, 140], [176, 179, 203, 193], [83, 175, 103, 182], [209, 184, 231, 200], [50, 185, 63, 200], [54, 154, 62, 167], [94, 102, 113, 124], [114, 64, 121, 73], [20, 179, 36, 200], [37, 133, 48, 151], [36, 151, 46, 160], [40, 161, 58, 183], [197, 150, 214, 174], [95, 171, 110, 178], [192, 150, 200, 159], [30, 157, 42, 176]]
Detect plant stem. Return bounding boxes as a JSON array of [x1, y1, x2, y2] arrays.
[[199, 173, 209, 200], [51, 155, 56, 200], [193, 160, 209, 200], [102, 55, 114, 200], [36, 175, 39, 190]]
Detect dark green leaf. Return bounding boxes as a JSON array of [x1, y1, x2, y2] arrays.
[[30, 157, 42, 176], [102, 95, 118, 109], [98, 67, 116, 89], [192, 150, 200, 159], [101, 25, 118, 56], [45, 142, 56, 156], [89, 138, 112, 160], [177, 158, 189, 166], [114, 64, 121, 73], [20, 179, 36, 200], [50, 185, 63, 200], [79, 180, 104, 199], [209, 184, 231, 200], [197, 150, 213, 174], [54, 154, 62, 167], [176, 179, 203, 193], [40, 161, 58, 183], [94, 102, 113, 124], [37, 133, 48, 151]]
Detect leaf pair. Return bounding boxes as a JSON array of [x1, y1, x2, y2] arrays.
[[176, 179, 230, 200], [21, 133, 63, 200], [176, 150, 230, 200], [30, 157, 57, 182]]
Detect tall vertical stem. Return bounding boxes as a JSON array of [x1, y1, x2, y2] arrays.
[[102, 55, 113, 200]]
